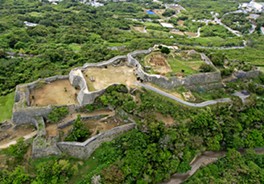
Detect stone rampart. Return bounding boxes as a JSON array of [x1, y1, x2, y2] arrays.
[[57, 123, 136, 159], [32, 117, 61, 158], [234, 69, 260, 79], [127, 49, 222, 91], [69, 55, 129, 106], [82, 55, 127, 69], [12, 75, 71, 126]]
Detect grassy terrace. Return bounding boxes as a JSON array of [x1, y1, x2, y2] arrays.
[[0, 92, 14, 122]]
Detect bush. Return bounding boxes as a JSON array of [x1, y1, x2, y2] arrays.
[[4, 138, 28, 162], [48, 107, 69, 123], [199, 63, 214, 72], [160, 46, 170, 54], [65, 115, 90, 142]]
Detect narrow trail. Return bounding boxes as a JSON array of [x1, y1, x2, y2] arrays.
[[0, 131, 37, 149]]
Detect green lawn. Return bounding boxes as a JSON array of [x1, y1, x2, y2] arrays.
[[0, 92, 15, 122], [168, 56, 204, 75]]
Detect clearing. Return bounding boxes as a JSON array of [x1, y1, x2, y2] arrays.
[[83, 65, 137, 91], [30, 79, 78, 106]]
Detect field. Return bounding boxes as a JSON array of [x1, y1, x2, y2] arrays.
[[83, 65, 137, 91], [30, 80, 78, 106], [0, 92, 14, 122]]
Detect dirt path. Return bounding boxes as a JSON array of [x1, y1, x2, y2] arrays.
[[0, 131, 37, 149]]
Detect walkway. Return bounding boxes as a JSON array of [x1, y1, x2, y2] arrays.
[[136, 83, 232, 107], [0, 131, 37, 149]]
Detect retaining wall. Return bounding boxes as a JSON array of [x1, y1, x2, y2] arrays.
[[57, 123, 136, 159]]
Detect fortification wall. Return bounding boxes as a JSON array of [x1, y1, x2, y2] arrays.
[[69, 56, 129, 106], [128, 49, 222, 91], [234, 69, 260, 79], [12, 75, 72, 126], [82, 55, 127, 68], [57, 123, 136, 159]]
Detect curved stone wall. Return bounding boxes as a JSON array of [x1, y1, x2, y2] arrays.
[[57, 123, 136, 159]]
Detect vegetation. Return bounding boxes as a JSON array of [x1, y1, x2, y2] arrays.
[[186, 149, 264, 183], [65, 115, 90, 142], [1, 0, 264, 183], [48, 107, 69, 123], [0, 92, 14, 122]]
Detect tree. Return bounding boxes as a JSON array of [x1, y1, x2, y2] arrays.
[[48, 107, 69, 123], [160, 46, 170, 54], [65, 115, 90, 142], [199, 63, 214, 72]]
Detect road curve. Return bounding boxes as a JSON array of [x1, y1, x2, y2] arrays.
[[136, 83, 231, 107]]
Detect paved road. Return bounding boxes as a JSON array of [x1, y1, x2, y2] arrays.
[[136, 83, 232, 107]]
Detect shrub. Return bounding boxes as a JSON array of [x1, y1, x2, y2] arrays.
[[160, 46, 170, 54], [199, 63, 214, 72], [48, 107, 69, 123], [65, 115, 90, 142]]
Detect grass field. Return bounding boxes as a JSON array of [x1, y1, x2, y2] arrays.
[[168, 55, 204, 75], [0, 92, 15, 122]]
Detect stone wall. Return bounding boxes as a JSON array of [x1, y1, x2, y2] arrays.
[[127, 49, 222, 91], [69, 56, 128, 106], [57, 123, 136, 159], [12, 75, 71, 126], [234, 69, 260, 79], [32, 117, 61, 158]]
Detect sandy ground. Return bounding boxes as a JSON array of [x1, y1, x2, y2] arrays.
[[83, 65, 137, 91], [30, 80, 78, 106]]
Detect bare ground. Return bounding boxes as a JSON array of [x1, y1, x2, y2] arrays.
[[83, 65, 137, 91], [133, 26, 147, 33], [30, 80, 78, 106], [146, 53, 172, 74], [155, 112, 174, 126], [184, 31, 197, 37], [0, 125, 36, 146]]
